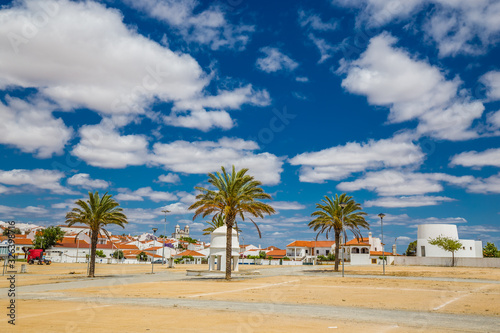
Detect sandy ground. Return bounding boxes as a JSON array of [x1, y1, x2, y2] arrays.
[[1, 263, 499, 332]]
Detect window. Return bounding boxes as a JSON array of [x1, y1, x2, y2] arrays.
[[326, 250, 329, 255], [463, 247, 465, 250], [305, 250, 308, 254], [470, 247, 472, 250], [316, 250, 319, 254]]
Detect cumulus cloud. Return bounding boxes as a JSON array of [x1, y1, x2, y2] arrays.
[[481, 71, 500, 101], [123, 0, 254, 51], [338, 170, 474, 196], [450, 148, 500, 168], [256, 47, 299, 73], [71, 121, 149, 168], [157, 173, 180, 184], [340, 33, 484, 140], [151, 138, 283, 185], [0, 0, 267, 132], [364, 195, 455, 208], [67, 173, 110, 189], [0, 204, 49, 216], [0, 169, 71, 194], [115, 187, 177, 202], [289, 135, 424, 183], [307, 33, 339, 63], [271, 201, 307, 210], [467, 173, 500, 194], [298, 9, 338, 31], [334, 0, 500, 57], [0, 97, 72, 158]]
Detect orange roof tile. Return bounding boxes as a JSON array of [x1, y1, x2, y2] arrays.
[[286, 240, 312, 247], [345, 238, 370, 245], [266, 249, 286, 258], [310, 241, 335, 248], [370, 251, 394, 256], [14, 238, 33, 245], [175, 250, 205, 257]]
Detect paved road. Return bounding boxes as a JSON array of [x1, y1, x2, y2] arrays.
[[3, 266, 500, 332]]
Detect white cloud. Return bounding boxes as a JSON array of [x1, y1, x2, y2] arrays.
[[157, 173, 180, 184], [295, 77, 309, 82], [334, 0, 500, 57], [271, 201, 307, 210], [467, 173, 500, 194], [151, 138, 283, 185], [67, 173, 110, 189], [0, 169, 71, 194], [298, 9, 338, 31], [161, 202, 191, 215], [123, 0, 254, 51], [71, 121, 149, 168], [122, 208, 161, 224], [256, 47, 299, 73], [364, 195, 455, 208], [450, 148, 500, 168], [0, 96, 72, 158], [0, 204, 49, 216], [340, 33, 484, 140], [308, 33, 339, 63], [487, 110, 500, 130], [115, 187, 177, 202], [0, 0, 208, 116], [289, 134, 424, 183], [338, 170, 474, 196], [481, 71, 500, 101]]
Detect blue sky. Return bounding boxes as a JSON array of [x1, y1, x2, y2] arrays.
[[1, 0, 500, 251]]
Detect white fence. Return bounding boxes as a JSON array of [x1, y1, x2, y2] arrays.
[[239, 259, 303, 266], [395, 256, 500, 268]]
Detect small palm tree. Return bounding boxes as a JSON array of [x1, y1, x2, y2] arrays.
[[309, 193, 369, 272], [189, 165, 275, 280], [66, 191, 128, 277], [202, 214, 241, 236]]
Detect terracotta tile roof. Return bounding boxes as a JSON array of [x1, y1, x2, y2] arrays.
[[175, 250, 205, 257], [53, 240, 90, 248], [286, 240, 312, 247], [114, 244, 139, 250], [266, 249, 286, 258], [264, 246, 281, 251], [370, 251, 394, 256], [286, 240, 335, 248], [345, 238, 370, 245], [14, 238, 33, 245], [144, 246, 162, 251]]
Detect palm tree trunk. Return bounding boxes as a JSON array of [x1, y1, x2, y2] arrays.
[[452, 251, 455, 267], [89, 229, 98, 277], [226, 223, 232, 280], [334, 231, 340, 272]]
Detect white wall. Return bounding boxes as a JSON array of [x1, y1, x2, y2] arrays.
[[395, 256, 500, 267], [416, 224, 482, 258], [350, 253, 370, 265]]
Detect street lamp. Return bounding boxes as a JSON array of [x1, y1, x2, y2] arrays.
[[151, 227, 158, 274], [378, 213, 385, 275], [161, 209, 170, 266], [339, 203, 347, 278]]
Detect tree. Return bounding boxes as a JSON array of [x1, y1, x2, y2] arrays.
[[95, 250, 106, 258], [309, 193, 369, 272], [202, 214, 241, 235], [483, 242, 500, 258], [33, 226, 65, 249], [3, 228, 21, 236], [112, 250, 124, 259], [405, 240, 417, 256], [180, 236, 197, 244], [137, 251, 147, 262], [189, 165, 275, 280], [65, 191, 128, 277], [428, 236, 463, 267]]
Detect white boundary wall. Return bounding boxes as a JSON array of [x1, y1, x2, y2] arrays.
[[395, 256, 500, 268]]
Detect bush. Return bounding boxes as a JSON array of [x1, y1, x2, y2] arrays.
[[282, 256, 290, 261]]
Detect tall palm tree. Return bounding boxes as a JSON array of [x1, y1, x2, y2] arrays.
[[309, 193, 369, 272], [189, 165, 275, 280], [65, 191, 128, 277]]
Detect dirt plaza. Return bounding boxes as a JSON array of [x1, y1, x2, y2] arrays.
[[1, 263, 499, 332]]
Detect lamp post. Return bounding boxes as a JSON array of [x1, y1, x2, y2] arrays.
[[151, 227, 158, 274], [340, 203, 347, 278], [378, 213, 385, 275], [161, 209, 170, 265]]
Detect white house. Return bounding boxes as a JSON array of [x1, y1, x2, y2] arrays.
[[286, 241, 335, 261], [416, 224, 482, 258]]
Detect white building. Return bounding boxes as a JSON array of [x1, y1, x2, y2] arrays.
[[416, 224, 482, 258], [286, 241, 335, 261]]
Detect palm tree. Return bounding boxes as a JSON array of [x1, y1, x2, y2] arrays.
[[309, 193, 369, 272], [189, 165, 275, 280], [65, 191, 128, 277], [202, 214, 241, 236]]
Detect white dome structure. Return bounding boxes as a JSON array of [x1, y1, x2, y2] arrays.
[[416, 224, 482, 258], [208, 226, 240, 272]]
